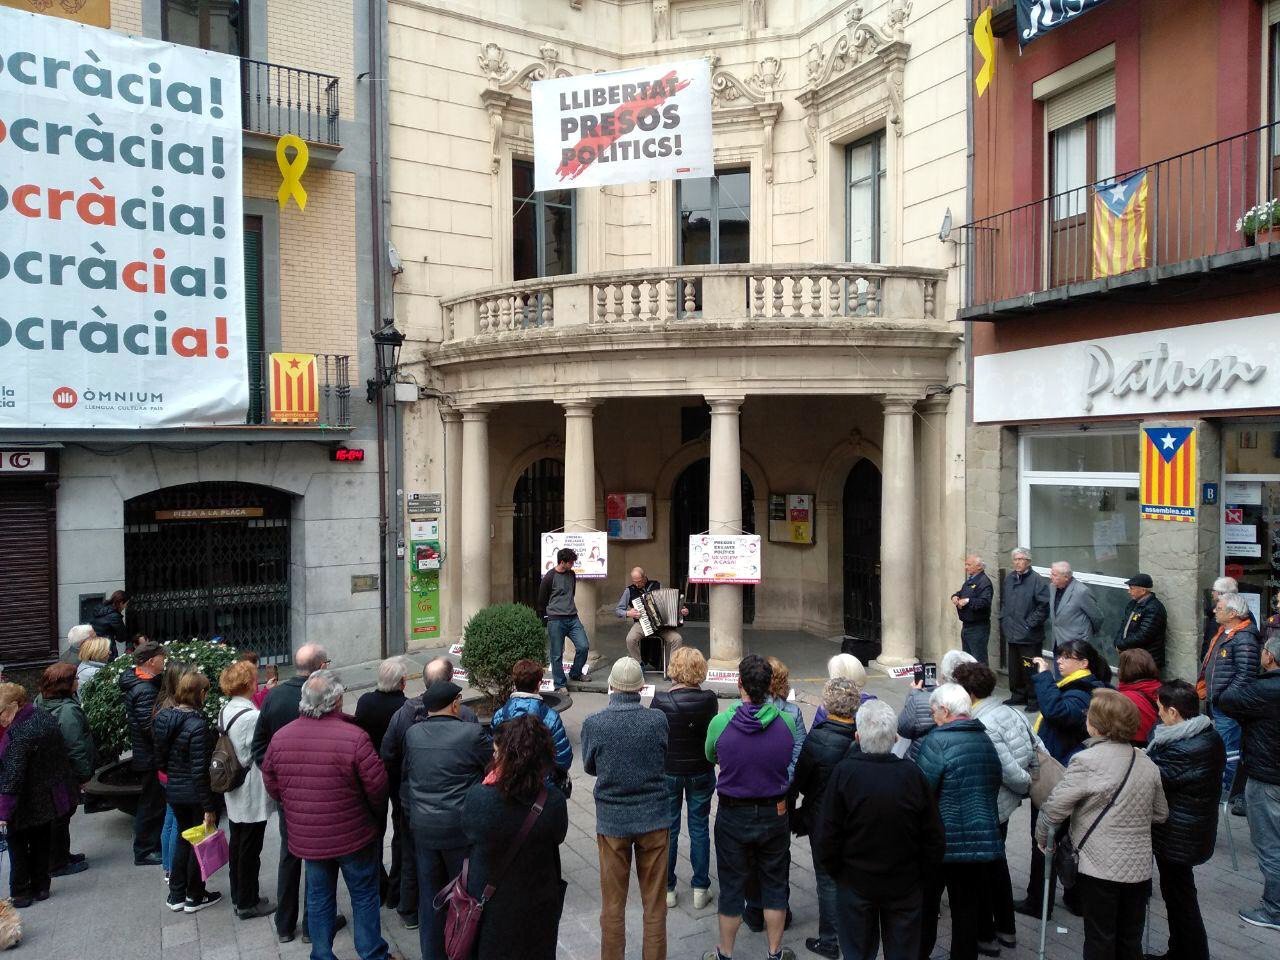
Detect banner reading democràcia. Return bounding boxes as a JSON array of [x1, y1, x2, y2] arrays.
[[0, 8, 247, 428], [531, 58, 712, 192], [1017, 0, 1111, 46]]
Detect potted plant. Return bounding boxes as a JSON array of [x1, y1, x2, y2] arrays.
[[1237, 199, 1280, 244], [459, 603, 561, 719]]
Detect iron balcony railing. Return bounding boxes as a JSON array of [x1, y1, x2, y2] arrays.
[[240, 58, 340, 146], [246, 352, 351, 428], [959, 121, 1280, 314]]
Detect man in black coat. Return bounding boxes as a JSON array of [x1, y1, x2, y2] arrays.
[[952, 554, 994, 665], [119, 640, 166, 865], [1000, 548, 1049, 711], [354, 657, 410, 914], [1116, 573, 1169, 673], [1146, 680, 1225, 960]]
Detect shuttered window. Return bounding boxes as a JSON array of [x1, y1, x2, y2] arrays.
[[245, 216, 264, 423], [0, 480, 57, 664], [1044, 71, 1116, 133]]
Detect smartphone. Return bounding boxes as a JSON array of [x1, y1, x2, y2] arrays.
[[266, 664, 279, 683], [923, 662, 938, 687], [912, 662, 925, 685]]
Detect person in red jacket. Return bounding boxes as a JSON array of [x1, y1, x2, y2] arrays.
[[1117, 649, 1162, 746], [262, 670, 394, 960]]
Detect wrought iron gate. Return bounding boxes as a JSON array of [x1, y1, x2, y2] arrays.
[[124, 483, 292, 661], [670, 458, 756, 623], [842, 459, 882, 640], [513, 458, 564, 608]]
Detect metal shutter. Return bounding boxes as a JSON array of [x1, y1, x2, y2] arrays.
[[0, 480, 57, 664], [1045, 71, 1116, 132]]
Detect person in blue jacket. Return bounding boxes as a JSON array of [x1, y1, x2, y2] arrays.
[[491, 659, 572, 773]]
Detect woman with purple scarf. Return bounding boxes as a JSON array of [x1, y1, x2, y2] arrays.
[[0, 682, 76, 906]]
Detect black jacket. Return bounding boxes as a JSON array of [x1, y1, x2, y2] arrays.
[[788, 717, 857, 837], [252, 674, 305, 767], [90, 603, 126, 658], [1116, 593, 1168, 671], [953, 571, 994, 625], [354, 688, 407, 754], [119, 667, 162, 772], [153, 706, 215, 813], [814, 750, 944, 898], [1001, 569, 1049, 645], [1146, 720, 1225, 865], [1218, 668, 1280, 786], [1201, 621, 1261, 709], [0, 706, 75, 830], [649, 687, 718, 777], [403, 714, 492, 847]]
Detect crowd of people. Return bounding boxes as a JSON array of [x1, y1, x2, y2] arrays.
[[1, 552, 1278, 960]]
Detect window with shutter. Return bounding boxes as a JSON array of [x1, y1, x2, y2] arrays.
[[0, 479, 57, 665]]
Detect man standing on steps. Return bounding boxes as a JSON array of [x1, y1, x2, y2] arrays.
[[539, 547, 590, 690], [252, 643, 346, 945], [1001, 548, 1048, 712], [951, 554, 994, 664]]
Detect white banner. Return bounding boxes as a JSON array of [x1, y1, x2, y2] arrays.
[[688, 534, 762, 585], [540, 531, 608, 579], [531, 59, 712, 192], [0, 9, 246, 428]]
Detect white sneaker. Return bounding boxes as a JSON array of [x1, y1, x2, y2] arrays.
[[666, 889, 678, 908], [693, 888, 713, 910]]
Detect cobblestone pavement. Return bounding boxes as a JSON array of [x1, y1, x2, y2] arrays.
[[15, 649, 1275, 959]]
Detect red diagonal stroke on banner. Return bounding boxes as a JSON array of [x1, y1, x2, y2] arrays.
[[555, 70, 691, 182]]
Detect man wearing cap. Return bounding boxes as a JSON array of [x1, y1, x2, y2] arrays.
[[404, 680, 492, 960], [581, 657, 671, 960], [1116, 573, 1169, 673]]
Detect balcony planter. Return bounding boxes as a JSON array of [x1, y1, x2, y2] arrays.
[[1254, 226, 1280, 245]]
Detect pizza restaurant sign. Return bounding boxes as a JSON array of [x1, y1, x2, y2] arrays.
[[973, 314, 1280, 423]]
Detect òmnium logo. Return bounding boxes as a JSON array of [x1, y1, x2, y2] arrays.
[[52, 387, 78, 409], [50, 387, 166, 414]]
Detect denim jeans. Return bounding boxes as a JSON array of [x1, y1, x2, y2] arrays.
[[414, 841, 467, 960], [836, 882, 922, 960], [1245, 778, 1280, 921], [304, 843, 389, 960], [547, 617, 590, 687], [812, 856, 839, 951], [665, 771, 714, 890], [713, 800, 791, 916], [1212, 709, 1242, 794], [160, 805, 179, 874]]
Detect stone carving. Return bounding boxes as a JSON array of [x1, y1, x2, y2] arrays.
[[708, 54, 783, 106], [746, 56, 783, 97], [477, 43, 578, 174], [746, 0, 767, 31], [653, 1, 670, 41], [477, 42, 509, 84]]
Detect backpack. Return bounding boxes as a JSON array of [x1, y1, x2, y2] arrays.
[[209, 709, 252, 794]]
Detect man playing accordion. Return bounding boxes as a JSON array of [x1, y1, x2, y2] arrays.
[[615, 566, 688, 673]]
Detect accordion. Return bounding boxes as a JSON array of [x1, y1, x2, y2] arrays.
[[632, 588, 683, 638]]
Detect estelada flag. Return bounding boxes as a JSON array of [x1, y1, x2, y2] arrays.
[[269, 353, 319, 423], [1141, 427, 1196, 522], [1093, 170, 1150, 278]]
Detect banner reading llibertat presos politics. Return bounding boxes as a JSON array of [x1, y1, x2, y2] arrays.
[[531, 59, 712, 192], [0, 8, 247, 428]]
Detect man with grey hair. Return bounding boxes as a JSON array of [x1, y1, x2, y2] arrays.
[[262, 671, 391, 960], [355, 658, 411, 911], [1204, 576, 1240, 660], [1202, 592, 1262, 802], [59, 623, 97, 665], [815, 699, 943, 960], [1220, 632, 1280, 930], [1001, 548, 1049, 711], [1048, 560, 1101, 650], [952, 554, 994, 664]]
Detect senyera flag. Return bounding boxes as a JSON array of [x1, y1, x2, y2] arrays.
[[531, 59, 712, 192], [1141, 427, 1196, 522]]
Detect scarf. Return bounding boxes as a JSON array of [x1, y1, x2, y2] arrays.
[[1033, 669, 1092, 733], [1146, 714, 1212, 752]]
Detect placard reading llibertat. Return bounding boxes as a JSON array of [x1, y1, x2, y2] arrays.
[[0, 9, 246, 428]]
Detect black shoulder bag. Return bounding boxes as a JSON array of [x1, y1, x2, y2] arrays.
[[1054, 747, 1136, 889]]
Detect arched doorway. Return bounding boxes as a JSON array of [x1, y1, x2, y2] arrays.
[[842, 459, 882, 639], [513, 458, 564, 607], [124, 482, 292, 660], [670, 458, 755, 622]]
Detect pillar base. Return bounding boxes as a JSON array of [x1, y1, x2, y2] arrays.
[[874, 655, 917, 669], [707, 658, 741, 673]]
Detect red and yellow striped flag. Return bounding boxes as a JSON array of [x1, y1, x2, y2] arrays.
[[269, 353, 319, 424], [1093, 170, 1150, 278], [1141, 427, 1196, 522]]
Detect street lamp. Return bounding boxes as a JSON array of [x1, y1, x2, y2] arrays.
[[368, 319, 403, 659], [368, 319, 405, 403]]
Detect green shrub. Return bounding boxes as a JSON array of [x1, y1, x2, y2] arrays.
[[460, 603, 547, 704], [81, 639, 241, 766]]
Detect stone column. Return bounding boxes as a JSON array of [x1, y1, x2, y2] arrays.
[[708, 397, 745, 667], [561, 401, 600, 647], [442, 408, 464, 642], [879, 397, 919, 665], [459, 405, 493, 628], [918, 396, 951, 661]]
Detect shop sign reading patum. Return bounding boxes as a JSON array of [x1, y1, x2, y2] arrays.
[[973, 314, 1280, 423]]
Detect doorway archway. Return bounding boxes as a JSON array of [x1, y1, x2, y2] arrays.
[[512, 458, 564, 607], [670, 458, 755, 622], [842, 459, 882, 639]]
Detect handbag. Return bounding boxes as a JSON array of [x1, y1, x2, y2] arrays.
[[434, 786, 547, 960], [1029, 745, 1065, 809], [1053, 747, 1136, 889]]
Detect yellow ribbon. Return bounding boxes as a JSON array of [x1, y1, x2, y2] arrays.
[[974, 7, 996, 97], [276, 134, 309, 211]]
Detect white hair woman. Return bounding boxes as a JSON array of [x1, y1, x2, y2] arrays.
[[898, 649, 977, 761], [812, 653, 873, 727]]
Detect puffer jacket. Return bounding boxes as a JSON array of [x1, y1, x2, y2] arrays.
[[971, 698, 1038, 823], [649, 686, 719, 776], [90, 602, 125, 657], [0, 705, 76, 830], [1200, 621, 1261, 709], [119, 667, 161, 771], [403, 714, 493, 847], [1118, 679, 1161, 745], [914, 718, 1004, 863], [1145, 717, 1224, 865], [1033, 669, 1105, 764], [1218, 668, 1280, 786], [1036, 738, 1168, 883], [788, 716, 856, 837], [261, 711, 388, 860], [153, 706, 215, 813], [35, 694, 96, 783], [1115, 594, 1168, 671], [898, 687, 935, 762], [769, 696, 807, 782], [491, 693, 572, 771]]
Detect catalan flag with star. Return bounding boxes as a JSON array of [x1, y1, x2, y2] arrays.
[[1093, 170, 1150, 278], [1141, 427, 1196, 522]]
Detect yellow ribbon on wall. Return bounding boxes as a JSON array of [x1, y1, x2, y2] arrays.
[[276, 134, 309, 211], [974, 6, 996, 97]]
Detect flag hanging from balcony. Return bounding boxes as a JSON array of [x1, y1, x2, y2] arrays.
[[1017, 0, 1110, 46], [269, 353, 320, 424], [1141, 427, 1197, 522], [1092, 170, 1149, 279]]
